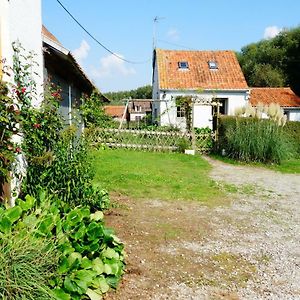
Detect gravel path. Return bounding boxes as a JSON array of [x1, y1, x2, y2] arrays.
[[106, 157, 300, 300]]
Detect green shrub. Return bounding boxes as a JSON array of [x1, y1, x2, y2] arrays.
[[284, 121, 300, 157], [218, 116, 294, 163], [0, 193, 125, 299]]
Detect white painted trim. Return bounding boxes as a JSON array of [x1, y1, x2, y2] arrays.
[[42, 35, 69, 55]]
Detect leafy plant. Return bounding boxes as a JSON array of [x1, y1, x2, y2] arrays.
[[0, 193, 125, 299]]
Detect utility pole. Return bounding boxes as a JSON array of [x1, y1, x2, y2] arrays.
[[153, 16, 165, 50]]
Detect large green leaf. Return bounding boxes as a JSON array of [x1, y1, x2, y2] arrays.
[[86, 288, 103, 300], [0, 216, 12, 233], [92, 276, 110, 293], [102, 248, 119, 260], [92, 258, 104, 275], [37, 215, 55, 235], [90, 211, 104, 221], [64, 276, 85, 295], [52, 288, 71, 300], [81, 257, 93, 269], [5, 206, 22, 223]]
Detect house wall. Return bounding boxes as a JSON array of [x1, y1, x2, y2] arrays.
[[0, 0, 44, 107], [286, 109, 300, 122], [156, 89, 249, 130]]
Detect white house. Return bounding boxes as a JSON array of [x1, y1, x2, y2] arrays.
[[152, 49, 250, 129], [250, 87, 300, 121]]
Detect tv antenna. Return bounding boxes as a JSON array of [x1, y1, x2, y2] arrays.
[[153, 16, 165, 50]]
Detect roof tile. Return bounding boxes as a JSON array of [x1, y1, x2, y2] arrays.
[[156, 49, 248, 90], [250, 88, 300, 107]]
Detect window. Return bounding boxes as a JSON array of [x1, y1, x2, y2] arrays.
[[208, 60, 218, 70], [177, 105, 185, 118], [178, 61, 189, 69], [212, 98, 228, 115], [284, 110, 290, 121]]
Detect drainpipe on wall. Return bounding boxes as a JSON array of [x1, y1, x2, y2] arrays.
[[68, 84, 72, 125]]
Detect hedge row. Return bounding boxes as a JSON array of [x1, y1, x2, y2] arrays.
[[217, 116, 300, 160]]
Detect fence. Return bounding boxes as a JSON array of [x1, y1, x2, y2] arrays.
[[89, 128, 216, 153]]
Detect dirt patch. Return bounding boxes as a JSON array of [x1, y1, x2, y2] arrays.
[[104, 158, 300, 300]]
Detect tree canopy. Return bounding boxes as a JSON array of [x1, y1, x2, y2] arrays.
[[237, 26, 300, 95], [104, 85, 152, 104]]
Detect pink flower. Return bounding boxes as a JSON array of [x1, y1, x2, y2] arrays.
[[21, 87, 26, 93], [33, 123, 41, 129], [15, 147, 22, 153]]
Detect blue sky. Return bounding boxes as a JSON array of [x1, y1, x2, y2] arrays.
[[42, 0, 300, 92]]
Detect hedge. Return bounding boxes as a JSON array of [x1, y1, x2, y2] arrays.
[[217, 116, 299, 162]]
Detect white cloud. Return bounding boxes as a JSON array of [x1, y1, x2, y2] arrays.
[[90, 53, 136, 79], [73, 40, 90, 62], [167, 28, 180, 41], [264, 26, 282, 39]]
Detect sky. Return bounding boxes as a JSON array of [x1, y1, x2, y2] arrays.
[[42, 0, 300, 93]]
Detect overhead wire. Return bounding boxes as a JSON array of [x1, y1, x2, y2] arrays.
[[157, 39, 195, 50], [55, 0, 151, 64]]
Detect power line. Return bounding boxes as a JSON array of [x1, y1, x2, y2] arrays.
[[56, 0, 150, 64], [157, 39, 195, 50]]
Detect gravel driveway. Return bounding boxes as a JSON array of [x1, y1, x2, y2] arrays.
[[106, 157, 300, 300]]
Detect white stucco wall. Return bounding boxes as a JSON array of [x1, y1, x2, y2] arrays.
[[156, 89, 249, 130], [0, 0, 43, 107], [287, 109, 300, 122]]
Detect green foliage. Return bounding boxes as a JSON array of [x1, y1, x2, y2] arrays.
[[104, 85, 152, 104], [176, 137, 191, 153], [218, 116, 294, 163], [0, 231, 58, 300], [238, 26, 300, 94], [284, 121, 300, 156], [22, 126, 110, 210], [8, 44, 108, 210], [81, 91, 113, 128], [0, 80, 18, 181], [0, 193, 125, 299]]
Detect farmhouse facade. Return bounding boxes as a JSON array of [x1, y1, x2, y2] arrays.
[[152, 49, 250, 129]]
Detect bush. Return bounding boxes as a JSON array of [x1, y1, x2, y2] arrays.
[[284, 121, 300, 157], [218, 116, 294, 163], [0, 193, 125, 299], [22, 126, 110, 210]]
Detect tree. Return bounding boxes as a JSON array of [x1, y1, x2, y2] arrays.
[[238, 26, 300, 95], [104, 85, 152, 103]]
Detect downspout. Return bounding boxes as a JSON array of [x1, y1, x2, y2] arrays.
[[69, 84, 72, 125]]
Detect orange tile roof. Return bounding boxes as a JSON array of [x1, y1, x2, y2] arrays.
[[156, 49, 248, 90], [104, 106, 126, 118], [42, 25, 61, 45], [250, 88, 300, 107]]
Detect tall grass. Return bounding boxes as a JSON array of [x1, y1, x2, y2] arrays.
[[0, 231, 58, 300], [225, 118, 293, 163]]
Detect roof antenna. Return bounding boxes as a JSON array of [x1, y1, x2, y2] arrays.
[[153, 16, 165, 50]]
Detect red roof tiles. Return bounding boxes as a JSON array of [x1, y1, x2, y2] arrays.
[[42, 25, 61, 45], [104, 106, 126, 118], [250, 88, 300, 107], [156, 49, 248, 90]]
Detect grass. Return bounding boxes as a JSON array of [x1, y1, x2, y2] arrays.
[[210, 154, 300, 174], [92, 149, 225, 204]]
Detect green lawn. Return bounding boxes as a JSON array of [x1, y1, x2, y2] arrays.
[[92, 149, 225, 203], [210, 154, 300, 174]]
